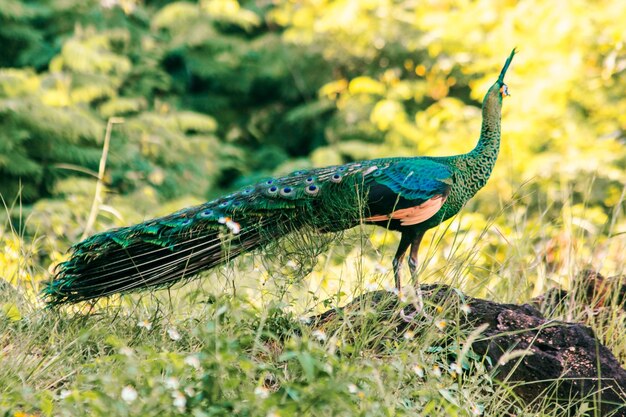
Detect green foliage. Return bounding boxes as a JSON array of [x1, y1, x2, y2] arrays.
[[0, 0, 625, 414], [4, 281, 622, 416], [0, 291, 506, 416]]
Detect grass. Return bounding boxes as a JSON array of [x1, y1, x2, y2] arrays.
[[0, 285, 513, 417], [1, 191, 625, 417]]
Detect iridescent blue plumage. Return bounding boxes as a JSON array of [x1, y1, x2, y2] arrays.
[[44, 50, 515, 305], [372, 159, 452, 200]]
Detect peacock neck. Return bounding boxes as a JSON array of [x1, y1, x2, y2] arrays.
[[461, 85, 502, 192]]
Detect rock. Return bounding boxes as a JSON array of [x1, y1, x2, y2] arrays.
[[311, 284, 626, 416]]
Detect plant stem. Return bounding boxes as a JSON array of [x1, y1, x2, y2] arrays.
[[81, 117, 124, 240]]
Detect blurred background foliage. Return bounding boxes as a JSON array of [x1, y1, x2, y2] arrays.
[[0, 0, 625, 301]]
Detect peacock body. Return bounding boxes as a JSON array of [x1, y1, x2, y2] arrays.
[[45, 50, 515, 305]]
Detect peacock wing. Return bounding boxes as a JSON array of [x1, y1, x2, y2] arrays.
[[364, 159, 453, 226]]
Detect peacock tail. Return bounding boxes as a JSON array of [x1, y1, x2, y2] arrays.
[[45, 161, 383, 304], [45, 49, 515, 305]]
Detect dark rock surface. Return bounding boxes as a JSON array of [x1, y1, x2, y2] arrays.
[[312, 284, 626, 416]]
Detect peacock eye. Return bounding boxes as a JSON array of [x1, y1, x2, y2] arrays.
[[331, 173, 343, 183], [265, 179, 275, 185], [218, 201, 230, 208], [267, 186, 279, 194], [199, 209, 214, 218], [180, 219, 192, 226], [242, 188, 253, 194], [305, 177, 314, 183], [280, 186, 293, 196], [232, 201, 242, 207], [305, 184, 319, 196]]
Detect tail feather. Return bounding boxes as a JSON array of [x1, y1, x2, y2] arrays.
[[45, 161, 373, 305], [45, 213, 291, 304]]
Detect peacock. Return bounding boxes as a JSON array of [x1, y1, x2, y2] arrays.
[[44, 49, 516, 306]]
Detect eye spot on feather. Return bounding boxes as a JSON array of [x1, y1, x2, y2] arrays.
[[267, 186, 279, 195], [373, 170, 383, 177], [180, 219, 192, 226], [305, 177, 315, 184], [232, 201, 242, 207], [292, 170, 307, 175], [280, 186, 293, 196], [305, 185, 319, 196], [199, 209, 214, 218], [331, 173, 343, 183], [242, 188, 254, 195], [337, 166, 347, 172], [218, 201, 230, 208], [265, 179, 275, 185]]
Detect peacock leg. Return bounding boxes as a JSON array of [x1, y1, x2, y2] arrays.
[[407, 232, 425, 279], [392, 232, 413, 290], [408, 231, 426, 313]]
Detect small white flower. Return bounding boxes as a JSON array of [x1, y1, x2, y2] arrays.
[[58, 389, 72, 399], [323, 363, 333, 374], [449, 362, 463, 376], [184, 386, 195, 397], [254, 386, 270, 399], [215, 305, 228, 316], [184, 355, 201, 370], [374, 264, 389, 274], [347, 383, 358, 394], [266, 412, 281, 417], [365, 282, 379, 291], [167, 327, 181, 341], [412, 364, 425, 378], [226, 219, 241, 234], [165, 377, 180, 390], [137, 319, 152, 330], [219, 217, 241, 234], [471, 403, 484, 415], [384, 284, 400, 296], [461, 304, 472, 314], [121, 385, 138, 403], [100, 0, 118, 8], [435, 319, 447, 331], [403, 330, 415, 340], [119, 347, 134, 357], [311, 329, 327, 342], [298, 315, 312, 325], [431, 365, 442, 377], [172, 390, 186, 410]]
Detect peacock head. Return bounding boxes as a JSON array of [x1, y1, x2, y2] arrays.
[[496, 48, 516, 97], [499, 84, 509, 98], [484, 48, 516, 109]]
